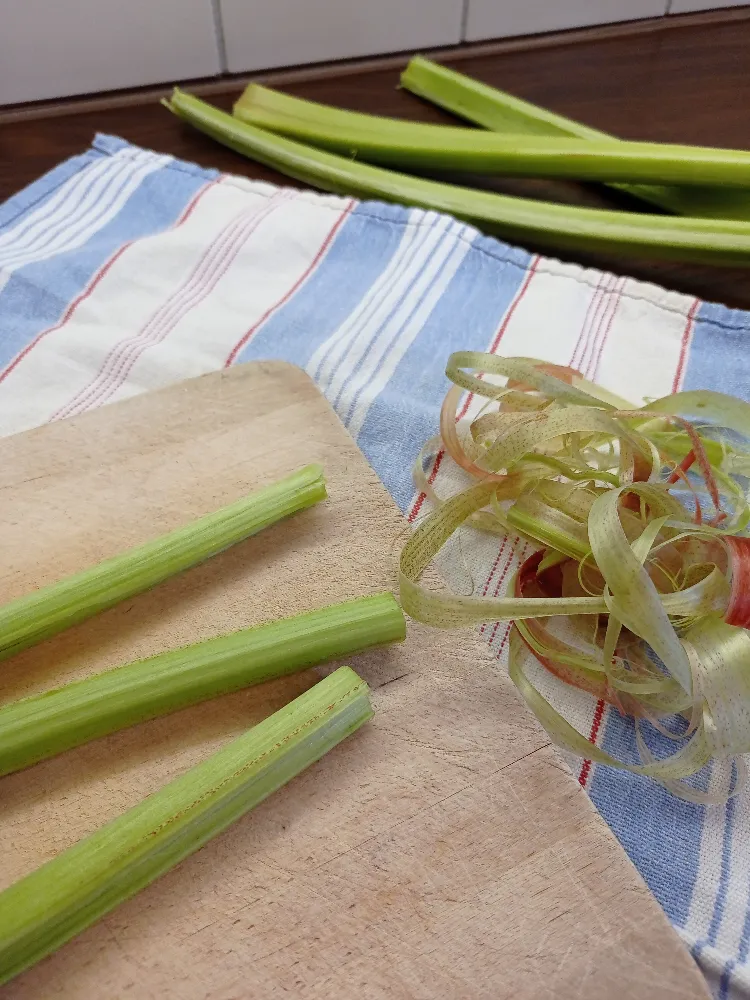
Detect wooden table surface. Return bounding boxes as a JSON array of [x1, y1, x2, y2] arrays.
[[2, 10, 750, 309]]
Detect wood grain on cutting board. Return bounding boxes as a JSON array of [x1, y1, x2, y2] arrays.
[[0, 361, 708, 999]]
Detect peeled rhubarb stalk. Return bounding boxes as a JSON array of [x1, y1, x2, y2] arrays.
[[0, 593, 404, 776], [0, 666, 373, 986], [0, 464, 327, 661]]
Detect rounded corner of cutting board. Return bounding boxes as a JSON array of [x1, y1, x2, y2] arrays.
[[229, 359, 319, 396]]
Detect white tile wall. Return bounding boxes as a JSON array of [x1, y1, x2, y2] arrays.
[[669, 0, 748, 11], [2, 0, 741, 107], [1, 0, 222, 105], [219, 0, 464, 74], [465, 0, 666, 42]]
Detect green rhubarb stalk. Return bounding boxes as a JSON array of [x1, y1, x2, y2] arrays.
[[0, 464, 326, 662], [0, 593, 403, 776], [400, 56, 750, 222], [233, 83, 750, 190], [505, 507, 589, 561], [0, 666, 372, 986], [164, 90, 750, 267]]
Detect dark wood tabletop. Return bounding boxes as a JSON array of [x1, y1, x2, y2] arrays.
[[2, 10, 750, 309]]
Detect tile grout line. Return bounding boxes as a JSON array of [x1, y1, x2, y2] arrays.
[[210, 0, 229, 75], [460, 0, 471, 41]]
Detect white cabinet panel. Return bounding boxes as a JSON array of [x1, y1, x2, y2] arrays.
[[670, 1, 748, 11], [220, 0, 463, 74], [465, 0, 666, 41], [1, 0, 221, 106]]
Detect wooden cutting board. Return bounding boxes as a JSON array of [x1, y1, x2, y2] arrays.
[[0, 361, 708, 1000]]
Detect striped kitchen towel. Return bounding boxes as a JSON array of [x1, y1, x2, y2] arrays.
[[3, 132, 750, 998]]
